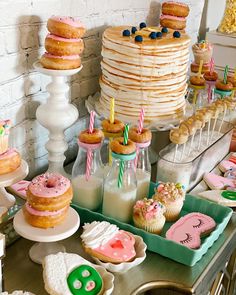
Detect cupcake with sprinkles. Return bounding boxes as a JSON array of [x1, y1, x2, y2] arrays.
[[153, 182, 185, 221], [133, 198, 166, 234]]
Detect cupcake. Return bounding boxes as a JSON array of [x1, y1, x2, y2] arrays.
[[133, 198, 166, 234], [153, 182, 185, 222], [192, 41, 213, 64], [0, 120, 11, 154]]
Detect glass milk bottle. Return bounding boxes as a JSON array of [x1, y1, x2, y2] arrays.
[[187, 85, 207, 112], [72, 139, 104, 210], [102, 151, 137, 223]]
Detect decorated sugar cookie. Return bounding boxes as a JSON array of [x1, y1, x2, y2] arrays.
[[1, 292, 35, 295], [203, 172, 236, 190], [218, 160, 236, 173], [43, 252, 110, 295], [166, 212, 216, 249]]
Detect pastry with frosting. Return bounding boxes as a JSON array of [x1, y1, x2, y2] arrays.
[[81, 221, 136, 263], [192, 41, 213, 64], [153, 182, 185, 221], [133, 198, 166, 234]]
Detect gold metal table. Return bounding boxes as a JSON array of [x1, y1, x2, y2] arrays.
[[3, 213, 236, 295]]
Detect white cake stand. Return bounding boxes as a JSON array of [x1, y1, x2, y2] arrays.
[[13, 207, 80, 264], [0, 160, 28, 209], [33, 61, 83, 177]]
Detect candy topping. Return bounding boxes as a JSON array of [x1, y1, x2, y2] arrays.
[[135, 35, 143, 42], [173, 31, 181, 38], [123, 29, 131, 37], [154, 182, 185, 204], [131, 26, 137, 34], [139, 22, 147, 29], [133, 198, 165, 220]]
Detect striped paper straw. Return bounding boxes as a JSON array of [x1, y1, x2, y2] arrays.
[[110, 98, 115, 124], [210, 58, 214, 75], [198, 60, 203, 78], [223, 65, 229, 84], [85, 149, 92, 181], [138, 107, 145, 134], [89, 111, 95, 134], [118, 124, 129, 188]]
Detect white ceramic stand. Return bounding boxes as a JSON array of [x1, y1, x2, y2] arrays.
[[0, 160, 28, 209], [33, 61, 83, 177], [13, 207, 80, 264]]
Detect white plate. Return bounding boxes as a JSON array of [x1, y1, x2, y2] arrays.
[[92, 235, 147, 273]]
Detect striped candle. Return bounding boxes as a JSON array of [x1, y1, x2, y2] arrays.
[[89, 111, 95, 134], [223, 65, 229, 84], [138, 107, 145, 134]]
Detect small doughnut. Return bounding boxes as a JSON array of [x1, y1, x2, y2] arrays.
[[110, 137, 136, 155], [0, 148, 21, 175], [189, 115, 205, 129], [215, 80, 233, 91], [196, 109, 213, 122], [79, 129, 104, 144], [191, 62, 210, 73], [224, 98, 236, 110], [160, 15, 186, 30], [128, 126, 152, 143], [189, 76, 205, 86], [179, 123, 189, 135], [47, 16, 86, 39], [101, 119, 124, 134], [45, 34, 84, 56], [162, 2, 190, 17], [203, 71, 218, 82], [209, 105, 220, 118], [227, 75, 236, 87], [180, 120, 197, 135], [169, 129, 188, 144], [40, 53, 81, 70]]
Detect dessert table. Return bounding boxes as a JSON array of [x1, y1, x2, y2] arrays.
[[3, 212, 236, 295]]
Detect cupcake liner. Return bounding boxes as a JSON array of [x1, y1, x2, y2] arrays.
[[0, 135, 8, 154], [164, 199, 184, 222], [133, 215, 165, 234]]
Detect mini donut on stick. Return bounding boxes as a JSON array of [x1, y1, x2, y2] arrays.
[[169, 128, 189, 162]]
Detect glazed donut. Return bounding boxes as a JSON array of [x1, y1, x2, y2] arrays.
[[45, 34, 84, 56], [110, 137, 136, 155], [40, 52, 81, 70], [227, 75, 236, 87], [128, 126, 152, 143], [79, 128, 104, 144], [203, 71, 218, 82], [162, 2, 190, 17], [191, 62, 210, 73], [179, 123, 189, 135], [189, 76, 205, 86], [169, 129, 188, 144], [24, 173, 73, 229], [160, 15, 186, 30], [196, 109, 213, 122], [215, 80, 233, 91], [47, 16, 86, 39], [101, 119, 124, 134], [0, 148, 21, 175], [189, 115, 205, 129], [180, 120, 197, 135]]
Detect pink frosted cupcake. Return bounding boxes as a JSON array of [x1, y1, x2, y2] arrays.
[[133, 198, 166, 234], [0, 120, 11, 155], [153, 182, 185, 222]]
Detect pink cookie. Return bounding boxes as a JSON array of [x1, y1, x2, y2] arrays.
[[166, 212, 216, 249], [203, 172, 236, 190], [218, 160, 236, 173], [7, 180, 31, 200]]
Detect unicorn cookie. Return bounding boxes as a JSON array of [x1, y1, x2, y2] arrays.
[[166, 212, 216, 249], [203, 172, 236, 190], [81, 221, 136, 263], [218, 160, 236, 173], [198, 190, 236, 207]]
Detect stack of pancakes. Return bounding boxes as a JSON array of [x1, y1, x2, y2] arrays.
[[99, 26, 191, 123]]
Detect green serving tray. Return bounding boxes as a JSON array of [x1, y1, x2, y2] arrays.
[[72, 182, 233, 266]]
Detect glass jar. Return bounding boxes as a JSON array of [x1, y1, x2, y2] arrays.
[[135, 141, 151, 200], [205, 80, 216, 103], [102, 151, 137, 223], [187, 85, 207, 112], [72, 140, 104, 210], [101, 131, 123, 166], [214, 88, 232, 100]]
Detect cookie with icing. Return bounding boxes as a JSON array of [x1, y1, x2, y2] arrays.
[[81, 221, 136, 263], [218, 160, 236, 173], [198, 190, 236, 207], [166, 212, 216, 249], [203, 172, 236, 190], [43, 252, 108, 295], [1, 292, 35, 295]]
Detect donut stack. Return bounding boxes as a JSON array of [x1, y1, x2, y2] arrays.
[[40, 16, 86, 70], [160, 1, 190, 30]]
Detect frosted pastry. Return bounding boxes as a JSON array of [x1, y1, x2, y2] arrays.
[[218, 160, 236, 173], [133, 198, 166, 234], [0, 148, 21, 175], [153, 182, 185, 221], [166, 212, 216, 249], [43, 252, 106, 295], [198, 190, 236, 206], [81, 221, 136, 263], [203, 172, 236, 190]]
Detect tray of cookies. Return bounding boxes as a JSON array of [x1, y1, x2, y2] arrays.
[[72, 182, 233, 266]]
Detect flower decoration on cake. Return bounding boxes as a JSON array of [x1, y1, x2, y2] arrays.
[[133, 198, 166, 234], [153, 182, 185, 221]]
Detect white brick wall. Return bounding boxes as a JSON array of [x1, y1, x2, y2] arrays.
[[0, 0, 204, 177]]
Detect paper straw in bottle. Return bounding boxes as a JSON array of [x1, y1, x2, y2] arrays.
[[118, 124, 129, 188], [198, 60, 203, 79], [135, 107, 145, 168], [108, 98, 115, 165], [209, 58, 214, 75], [223, 65, 229, 84], [86, 111, 95, 181]]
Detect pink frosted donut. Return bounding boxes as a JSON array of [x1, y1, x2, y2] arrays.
[[47, 16, 86, 39], [0, 148, 21, 175], [40, 52, 81, 70]]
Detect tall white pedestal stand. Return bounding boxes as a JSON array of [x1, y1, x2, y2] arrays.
[[13, 207, 80, 264], [0, 160, 28, 209], [33, 61, 83, 177]]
